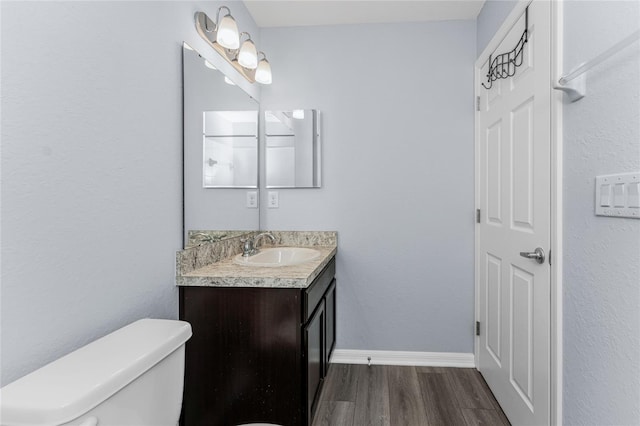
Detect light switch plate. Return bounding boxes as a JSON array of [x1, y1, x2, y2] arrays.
[[268, 191, 279, 208], [595, 172, 640, 219], [246, 191, 258, 208]]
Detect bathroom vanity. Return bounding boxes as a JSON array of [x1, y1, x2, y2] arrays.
[[176, 231, 337, 426]]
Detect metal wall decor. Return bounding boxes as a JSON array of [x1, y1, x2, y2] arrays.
[[482, 7, 528, 90]]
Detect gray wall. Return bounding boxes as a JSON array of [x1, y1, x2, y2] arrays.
[[476, 1, 640, 424], [476, 0, 518, 57], [0, 0, 259, 386], [260, 20, 477, 353], [562, 1, 640, 424]]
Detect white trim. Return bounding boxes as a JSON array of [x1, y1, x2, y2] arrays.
[[474, 1, 562, 425], [550, 1, 564, 424], [474, 65, 481, 371], [330, 349, 475, 368]]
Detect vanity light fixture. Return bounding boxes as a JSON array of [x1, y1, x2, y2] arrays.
[[255, 52, 272, 85], [194, 9, 272, 85], [205, 6, 240, 50], [237, 32, 258, 69]]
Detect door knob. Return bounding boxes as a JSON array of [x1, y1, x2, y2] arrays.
[[519, 247, 545, 264]]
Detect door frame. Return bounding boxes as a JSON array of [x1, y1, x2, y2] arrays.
[[473, 1, 564, 425]]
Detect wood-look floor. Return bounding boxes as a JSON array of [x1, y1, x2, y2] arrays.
[[313, 365, 511, 426]]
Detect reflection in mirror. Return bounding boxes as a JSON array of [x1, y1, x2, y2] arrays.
[[186, 230, 253, 248], [203, 111, 257, 188], [183, 42, 260, 246], [265, 110, 321, 188]]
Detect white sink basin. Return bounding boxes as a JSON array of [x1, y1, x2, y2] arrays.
[[234, 247, 321, 267]]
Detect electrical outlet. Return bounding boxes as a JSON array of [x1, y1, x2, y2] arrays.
[[268, 191, 279, 208], [246, 191, 258, 208]]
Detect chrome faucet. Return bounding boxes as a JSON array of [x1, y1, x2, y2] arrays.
[[254, 232, 276, 248], [241, 232, 276, 257]]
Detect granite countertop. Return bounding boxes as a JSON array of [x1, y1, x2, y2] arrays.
[[176, 245, 337, 289]]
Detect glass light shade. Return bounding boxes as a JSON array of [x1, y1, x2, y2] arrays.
[[216, 14, 239, 49], [238, 40, 258, 69], [255, 59, 272, 85]]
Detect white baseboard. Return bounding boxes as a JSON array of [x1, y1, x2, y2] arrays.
[[330, 349, 475, 368]]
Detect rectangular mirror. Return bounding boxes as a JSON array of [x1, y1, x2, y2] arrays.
[[265, 109, 321, 188], [203, 111, 258, 188], [183, 43, 260, 245], [185, 230, 253, 248]]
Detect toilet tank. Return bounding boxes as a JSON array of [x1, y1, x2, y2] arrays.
[[0, 319, 192, 426]]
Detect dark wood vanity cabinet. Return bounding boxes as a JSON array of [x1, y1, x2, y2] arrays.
[[179, 258, 336, 426], [304, 299, 324, 425], [324, 280, 336, 366]]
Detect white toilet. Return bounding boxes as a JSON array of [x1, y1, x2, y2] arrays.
[[0, 318, 192, 426]]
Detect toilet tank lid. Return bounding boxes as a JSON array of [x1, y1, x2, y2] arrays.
[[0, 319, 192, 426]]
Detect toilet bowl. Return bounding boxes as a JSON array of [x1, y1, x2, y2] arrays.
[[0, 318, 192, 426]]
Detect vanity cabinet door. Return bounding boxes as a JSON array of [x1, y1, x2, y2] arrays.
[[324, 279, 336, 370], [304, 299, 325, 425], [180, 287, 302, 426]]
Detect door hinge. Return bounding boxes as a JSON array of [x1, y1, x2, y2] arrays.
[[476, 96, 481, 111], [475, 321, 480, 336], [476, 209, 481, 223]]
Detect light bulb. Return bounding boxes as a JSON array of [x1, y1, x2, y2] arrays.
[[238, 39, 258, 69], [216, 14, 239, 49], [255, 58, 272, 85]]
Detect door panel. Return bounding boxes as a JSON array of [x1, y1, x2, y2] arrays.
[[510, 264, 534, 405], [487, 121, 503, 224], [477, 2, 551, 425], [486, 253, 502, 364], [325, 280, 336, 368], [305, 300, 324, 425], [511, 98, 535, 231]]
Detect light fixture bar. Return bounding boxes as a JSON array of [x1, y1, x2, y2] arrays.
[[195, 10, 271, 84]]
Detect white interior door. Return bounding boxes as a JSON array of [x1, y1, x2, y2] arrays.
[[476, 1, 551, 425]]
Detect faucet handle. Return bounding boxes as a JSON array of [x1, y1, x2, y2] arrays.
[[241, 238, 255, 257]]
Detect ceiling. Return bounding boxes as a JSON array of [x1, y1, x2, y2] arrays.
[[243, 0, 486, 28]]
